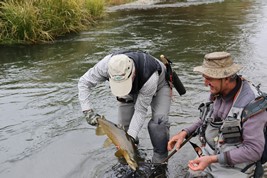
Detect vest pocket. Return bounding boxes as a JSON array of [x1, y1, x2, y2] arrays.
[[220, 120, 242, 144], [204, 122, 222, 150]]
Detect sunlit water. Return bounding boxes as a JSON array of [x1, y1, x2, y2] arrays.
[[0, 0, 267, 177]]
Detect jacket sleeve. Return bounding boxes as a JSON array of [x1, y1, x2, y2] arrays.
[[183, 119, 203, 136], [78, 55, 110, 111], [224, 110, 267, 165], [127, 72, 159, 139]]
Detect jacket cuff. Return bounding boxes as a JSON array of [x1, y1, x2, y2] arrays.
[[217, 151, 232, 166], [127, 129, 138, 140], [217, 153, 226, 164]]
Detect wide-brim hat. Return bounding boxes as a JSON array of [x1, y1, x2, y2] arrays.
[[108, 54, 134, 97], [193, 51, 243, 78]]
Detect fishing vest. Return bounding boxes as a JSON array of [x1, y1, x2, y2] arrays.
[[112, 50, 163, 94], [199, 79, 259, 152]]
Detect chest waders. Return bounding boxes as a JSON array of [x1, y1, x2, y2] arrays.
[[198, 103, 243, 150]]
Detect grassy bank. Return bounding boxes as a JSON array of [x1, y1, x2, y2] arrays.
[[0, 0, 133, 45]]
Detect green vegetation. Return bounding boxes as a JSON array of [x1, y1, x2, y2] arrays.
[[0, 0, 117, 45]]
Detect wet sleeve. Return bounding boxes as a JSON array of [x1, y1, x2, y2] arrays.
[[78, 55, 110, 111], [225, 111, 267, 165], [127, 72, 159, 139]]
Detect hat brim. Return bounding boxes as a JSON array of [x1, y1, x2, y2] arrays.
[[109, 74, 133, 97], [193, 64, 242, 78]]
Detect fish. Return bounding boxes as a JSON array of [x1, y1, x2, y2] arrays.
[[96, 116, 139, 171]]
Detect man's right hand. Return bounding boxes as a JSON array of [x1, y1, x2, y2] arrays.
[[84, 109, 101, 126], [167, 130, 187, 151]]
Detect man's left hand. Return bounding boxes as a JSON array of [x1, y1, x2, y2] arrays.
[[188, 155, 218, 171]]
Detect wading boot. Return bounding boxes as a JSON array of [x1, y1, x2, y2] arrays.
[[149, 164, 167, 178]]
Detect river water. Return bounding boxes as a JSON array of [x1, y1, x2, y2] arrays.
[[0, 0, 267, 177]]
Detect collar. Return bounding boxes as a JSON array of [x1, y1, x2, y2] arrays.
[[223, 76, 242, 102]]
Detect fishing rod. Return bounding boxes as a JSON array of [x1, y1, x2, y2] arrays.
[[147, 130, 200, 177], [162, 132, 195, 164]]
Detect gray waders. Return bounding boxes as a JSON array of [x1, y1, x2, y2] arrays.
[[184, 144, 254, 178], [117, 85, 171, 163]]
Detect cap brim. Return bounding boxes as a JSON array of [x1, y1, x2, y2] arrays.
[[109, 76, 133, 97], [193, 64, 243, 78]]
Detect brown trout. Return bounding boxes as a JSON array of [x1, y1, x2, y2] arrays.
[[96, 116, 138, 171]]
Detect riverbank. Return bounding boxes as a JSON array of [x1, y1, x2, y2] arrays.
[[0, 0, 134, 45]]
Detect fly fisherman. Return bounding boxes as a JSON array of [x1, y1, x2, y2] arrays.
[[78, 50, 173, 176], [167, 52, 267, 177]]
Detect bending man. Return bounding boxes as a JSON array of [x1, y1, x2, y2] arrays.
[[78, 50, 172, 173]]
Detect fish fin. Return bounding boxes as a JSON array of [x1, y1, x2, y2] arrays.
[[96, 125, 105, 136], [115, 150, 123, 157], [103, 138, 113, 147]]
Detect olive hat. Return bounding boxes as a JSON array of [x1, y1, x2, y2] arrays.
[[193, 51, 243, 78]]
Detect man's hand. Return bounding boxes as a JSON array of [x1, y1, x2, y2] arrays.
[[167, 130, 187, 151], [188, 155, 218, 171], [84, 109, 101, 126]]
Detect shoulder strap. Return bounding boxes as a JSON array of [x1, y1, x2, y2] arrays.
[[241, 93, 267, 122]]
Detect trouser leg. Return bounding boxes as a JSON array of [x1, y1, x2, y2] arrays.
[[148, 86, 171, 163], [148, 115, 169, 163], [117, 95, 135, 131]]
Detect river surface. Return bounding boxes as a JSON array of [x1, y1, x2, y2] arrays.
[[1, 0, 267, 177]]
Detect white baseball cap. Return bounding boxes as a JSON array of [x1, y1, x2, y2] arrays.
[[108, 54, 134, 97]]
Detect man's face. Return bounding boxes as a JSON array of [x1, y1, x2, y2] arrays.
[[202, 75, 224, 95]]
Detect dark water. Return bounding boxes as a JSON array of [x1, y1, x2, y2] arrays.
[[1, 0, 267, 177]]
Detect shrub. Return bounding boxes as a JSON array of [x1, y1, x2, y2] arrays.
[[85, 0, 105, 18], [0, 0, 105, 44]]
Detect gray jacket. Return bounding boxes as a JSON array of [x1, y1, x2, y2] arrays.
[[78, 52, 168, 138]]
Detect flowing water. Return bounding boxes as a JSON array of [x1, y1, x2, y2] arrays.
[[0, 0, 267, 177]]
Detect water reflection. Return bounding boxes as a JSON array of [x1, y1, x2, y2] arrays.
[[0, 0, 267, 177]]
